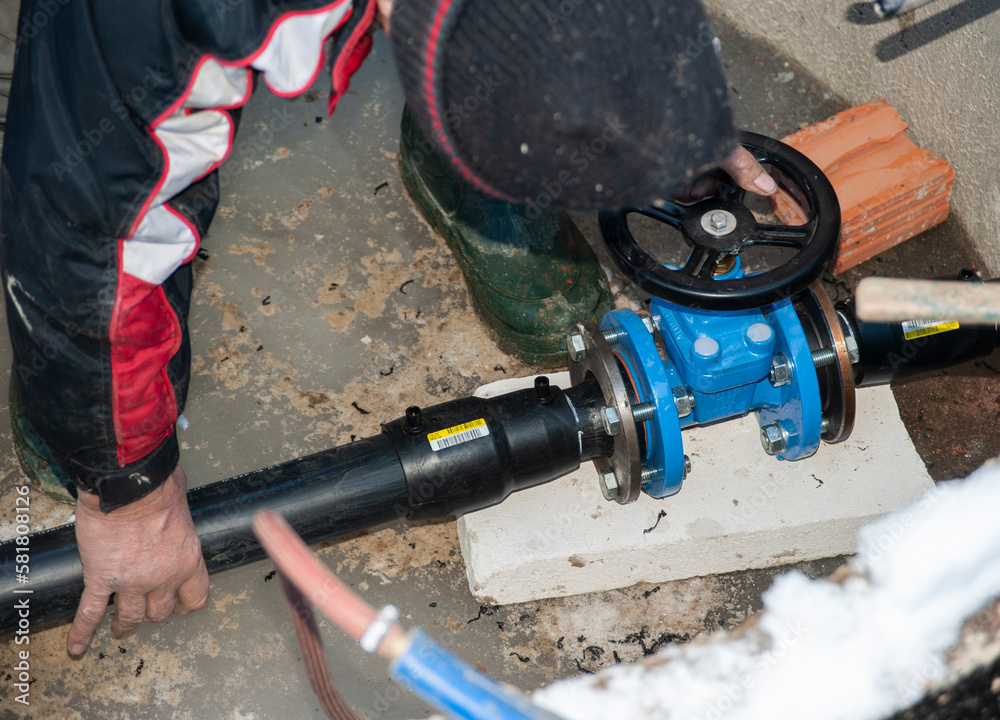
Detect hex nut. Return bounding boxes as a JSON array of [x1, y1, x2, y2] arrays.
[[567, 332, 587, 362], [838, 311, 861, 365], [599, 470, 619, 500], [602, 406, 622, 436], [844, 333, 860, 365], [672, 386, 695, 418], [701, 209, 737, 237], [769, 354, 792, 387], [760, 423, 787, 455], [641, 315, 656, 334]]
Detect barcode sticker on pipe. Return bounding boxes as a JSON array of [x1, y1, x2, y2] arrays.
[[428, 419, 490, 452], [901, 319, 960, 340]]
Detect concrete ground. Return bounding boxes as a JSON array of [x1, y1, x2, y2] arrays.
[[2, 16, 999, 720]]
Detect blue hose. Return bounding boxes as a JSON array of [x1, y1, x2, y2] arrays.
[[390, 629, 566, 720]]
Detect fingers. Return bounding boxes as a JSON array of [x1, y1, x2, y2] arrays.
[[110, 592, 147, 638], [67, 586, 111, 657], [68, 562, 209, 655], [175, 557, 210, 615], [145, 588, 177, 623], [721, 145, 777, 196], [67, 463, 210, 655]]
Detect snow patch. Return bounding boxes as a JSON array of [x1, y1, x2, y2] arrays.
[[535, 463, 1000, 720]]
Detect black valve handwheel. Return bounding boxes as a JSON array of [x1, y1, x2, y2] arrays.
[[598, 131, 841, 311]]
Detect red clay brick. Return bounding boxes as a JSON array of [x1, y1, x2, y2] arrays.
[[768, 99, 954, 274]]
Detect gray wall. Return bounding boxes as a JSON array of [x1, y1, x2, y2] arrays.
[[704, 0, 1000, 273]]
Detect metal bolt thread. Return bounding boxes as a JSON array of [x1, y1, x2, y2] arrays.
[[631, 402, 656, 423], [602, 327, 626, 346], [640, 466, 657, 484], [812, 347, 838, 368]]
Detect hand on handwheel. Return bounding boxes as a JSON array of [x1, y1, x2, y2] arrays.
[[598, 131, 840, 310]]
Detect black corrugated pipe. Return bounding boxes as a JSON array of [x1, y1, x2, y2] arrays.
[[0, 377, 611, 636]]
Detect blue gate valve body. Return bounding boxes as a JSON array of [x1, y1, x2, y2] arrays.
[[578, 131, 848, 503], [594, 290, 823, 500]]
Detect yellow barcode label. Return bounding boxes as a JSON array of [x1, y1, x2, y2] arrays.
[[901, 319, 960, 340], [427, 419, 490, 452]]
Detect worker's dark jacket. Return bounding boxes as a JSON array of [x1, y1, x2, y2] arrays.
[[2, 0, 376, 511]]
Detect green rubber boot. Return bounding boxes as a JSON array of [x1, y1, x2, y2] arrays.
[[10, 372, 77, 504], [399, 107, 613, 367]]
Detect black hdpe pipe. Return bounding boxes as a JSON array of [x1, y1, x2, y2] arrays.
[[0, 376, 612, 636], [840, 271, 1000, 387]]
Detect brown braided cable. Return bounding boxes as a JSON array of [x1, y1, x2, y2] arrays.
[[278, 571, 362, 720]]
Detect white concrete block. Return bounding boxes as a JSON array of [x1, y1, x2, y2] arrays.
[[457, 372, 933, 605]]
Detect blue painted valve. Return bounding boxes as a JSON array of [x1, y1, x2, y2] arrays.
[[570, 131, 856, 503]]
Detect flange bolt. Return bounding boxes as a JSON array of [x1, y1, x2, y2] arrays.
[[672, 387, 696, 418], [631, 401, 656, 423], [602, 326, 626, 346], [769, 354, 792, 387], [567, 331, 587, 362], [760, 422, 788, 455], [600, 470, 620, 501], [602, 407, 622, 436], [812, 347, 838, 369]]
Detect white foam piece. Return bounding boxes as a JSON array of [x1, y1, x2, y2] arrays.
[[457, 372, 933, 604]]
